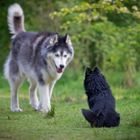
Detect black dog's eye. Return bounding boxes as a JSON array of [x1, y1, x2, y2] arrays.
[[55, 54, 60, 57], [64, 55, 67, 57]]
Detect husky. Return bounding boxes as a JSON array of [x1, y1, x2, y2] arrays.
[[82, 67, 120, 127], [4, 3, 74, 113]]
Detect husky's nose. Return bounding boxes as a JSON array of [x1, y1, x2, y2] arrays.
[[60, 65, 64, 69]]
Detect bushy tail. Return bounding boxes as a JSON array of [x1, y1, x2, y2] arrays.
[[81, 109, 95, 124], [8, 3, 25, 37]]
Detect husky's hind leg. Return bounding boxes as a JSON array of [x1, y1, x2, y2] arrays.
[[29, 79, 39, 110], [9, 75, 23, 112], [5, 58, 23, 112]]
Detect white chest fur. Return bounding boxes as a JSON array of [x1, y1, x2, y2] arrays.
[[41, 69, 62, 84]]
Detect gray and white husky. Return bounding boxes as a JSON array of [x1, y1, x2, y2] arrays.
[[4, 3, 74, 113]]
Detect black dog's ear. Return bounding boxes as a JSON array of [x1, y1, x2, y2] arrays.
[[93, 66, 100, 74], [85, 67, 92, 76], [81, 109, 94, 123]]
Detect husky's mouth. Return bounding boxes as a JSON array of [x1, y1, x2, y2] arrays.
[[53, 61, 63, 73], [56, 67, 63, 73]]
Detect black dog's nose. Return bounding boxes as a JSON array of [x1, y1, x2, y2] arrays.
[[60, 65, 64, 69]]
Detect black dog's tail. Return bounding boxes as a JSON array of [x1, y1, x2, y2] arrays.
[[81, 109, 120, 127], [81, 109, 95, 124], [81, 109, 104, 127]]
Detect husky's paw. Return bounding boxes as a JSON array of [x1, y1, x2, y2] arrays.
[[30, 102, 39, 111], [11, 108, 23, 112], [32, 105, 39, 111], [30, 97, 39, 110], [36, 104, 51, 113]]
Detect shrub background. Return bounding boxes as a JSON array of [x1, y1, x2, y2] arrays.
[[1, 0, 140, 86]]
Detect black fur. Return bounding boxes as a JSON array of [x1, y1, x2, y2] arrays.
[[82, 67, 120, 127]]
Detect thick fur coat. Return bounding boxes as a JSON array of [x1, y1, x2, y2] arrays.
[[4, 3, 74, 113], [82, 67, 120, 127]]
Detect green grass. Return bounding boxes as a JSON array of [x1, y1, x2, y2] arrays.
[[0, 70, 140, 140]]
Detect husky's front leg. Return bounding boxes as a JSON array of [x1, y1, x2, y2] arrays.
[[49, 81, 56, 99], [38, 85, 51, 113], [30, 84, 39, 110], [29, 80, 39, 110]]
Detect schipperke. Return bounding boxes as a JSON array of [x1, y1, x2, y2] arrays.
[[81, 67, 120, 127]]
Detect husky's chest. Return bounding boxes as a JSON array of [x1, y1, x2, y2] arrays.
[[41, 69, 62, 84]]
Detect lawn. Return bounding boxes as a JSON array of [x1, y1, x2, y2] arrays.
[[0, 70, 140, 140]]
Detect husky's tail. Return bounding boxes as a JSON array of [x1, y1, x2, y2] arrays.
[[8, 3, 25, 37]]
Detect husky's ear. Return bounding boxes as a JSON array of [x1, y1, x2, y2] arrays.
[[49, 34, 58, 45], [65, 34, 72, 46], [85, 67, 92, 76]]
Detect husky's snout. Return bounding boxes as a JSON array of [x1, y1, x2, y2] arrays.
[[56, 64, 65, 73], [60, 64, 64, 69]]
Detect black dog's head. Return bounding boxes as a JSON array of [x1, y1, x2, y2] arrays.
[[84, 67, 110, 96]]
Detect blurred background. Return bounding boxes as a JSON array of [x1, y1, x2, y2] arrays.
[[0, 0, 140, 88]]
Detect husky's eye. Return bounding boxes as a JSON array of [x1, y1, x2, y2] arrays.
[[64, 55, 67, 58], [55, 54, 60, 57]]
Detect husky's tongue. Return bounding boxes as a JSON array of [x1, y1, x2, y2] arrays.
[[56, 67, 63, 73]]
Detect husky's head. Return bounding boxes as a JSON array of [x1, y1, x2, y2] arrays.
[[41, 33, 74, 74]]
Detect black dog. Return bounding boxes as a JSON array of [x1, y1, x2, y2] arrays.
[[82, 67, 120, 127]]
